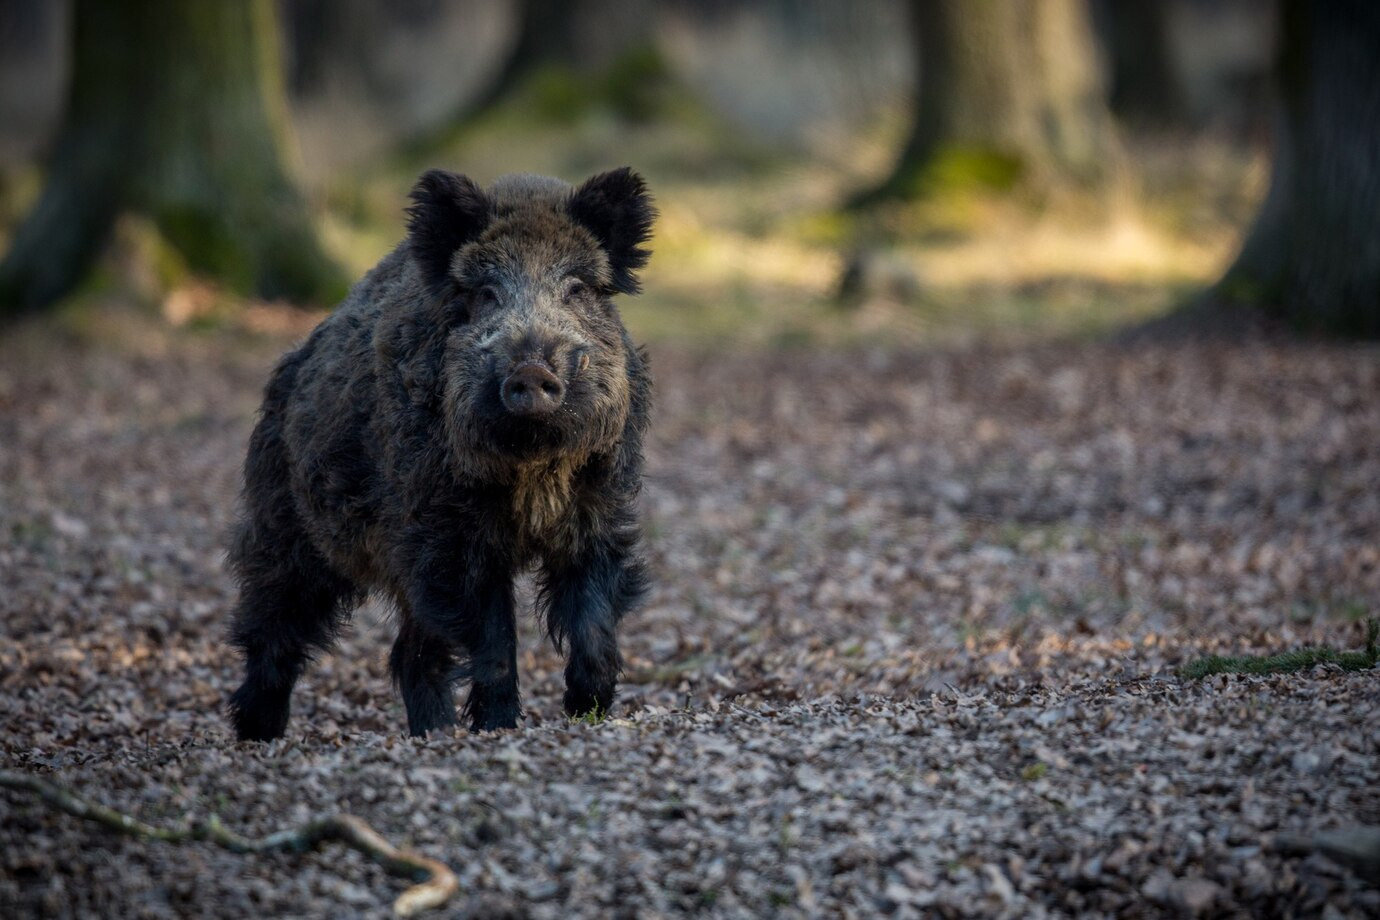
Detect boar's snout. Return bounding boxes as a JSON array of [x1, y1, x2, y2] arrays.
[[501, 360, 566, 417]]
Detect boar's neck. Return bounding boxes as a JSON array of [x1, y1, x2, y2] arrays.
[[507, 454, 583, 546]]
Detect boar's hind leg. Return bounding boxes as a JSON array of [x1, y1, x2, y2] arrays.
[[541, 538, 649, 718], [390, 615, 459, 737], [226, 525, 356, 742]]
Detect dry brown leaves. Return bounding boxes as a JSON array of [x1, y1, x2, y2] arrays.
[[1, 323, 1377, 917]]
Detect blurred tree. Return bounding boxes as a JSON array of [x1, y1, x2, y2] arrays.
[[279, 1, 512, 173], [0, 0, 68, 168], [661, 0, 912, 153], [0, 0, 344, 317], [854, 0, 1119, 205], [465, 0, 579, 116], [1099, 0, 1191, 127], [1218, 0, 1380, 336]]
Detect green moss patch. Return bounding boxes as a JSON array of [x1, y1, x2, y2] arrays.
[[918, 147, 1025, 195], [1180, 619, 1378, 679]]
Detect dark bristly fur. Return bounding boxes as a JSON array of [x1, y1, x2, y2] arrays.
[[226, 168, 655, 740]]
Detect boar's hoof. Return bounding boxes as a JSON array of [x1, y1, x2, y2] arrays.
[[228, 682, 291, 742], [467, 695, 522, 733]]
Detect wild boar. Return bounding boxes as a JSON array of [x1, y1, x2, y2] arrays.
[[226, 168, 654, 739]]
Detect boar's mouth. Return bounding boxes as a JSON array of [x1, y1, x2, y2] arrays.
[[443, 353, 605, 467], [484, 412, 576, 459], [462, 374, 586, 460]]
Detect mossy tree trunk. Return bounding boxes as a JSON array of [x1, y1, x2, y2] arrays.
[[856, 0, 1119, 205], [0, 0, 344, 316], [1217, 0, 1380, 337]]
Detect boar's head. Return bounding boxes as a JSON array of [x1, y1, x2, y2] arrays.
[[406, 168, 654, 466]]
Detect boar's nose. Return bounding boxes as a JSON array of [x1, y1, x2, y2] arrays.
[[501, 361, 565, 416]]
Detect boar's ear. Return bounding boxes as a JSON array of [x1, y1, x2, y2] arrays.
[[407, 169, 491, 298], [568, 167, 655, 295]]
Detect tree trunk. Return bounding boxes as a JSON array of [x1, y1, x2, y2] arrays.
[[1218, 0, 1380, 336], [463, 0, 579, 117], [0, 0, 344, 316], [1102, 0, 1190, 127], [855, 0, 1118, 205]]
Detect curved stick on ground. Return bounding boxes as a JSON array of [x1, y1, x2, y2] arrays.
[[0, 771, 457, 916]]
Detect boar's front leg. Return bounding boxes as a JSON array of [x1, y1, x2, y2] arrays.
[[541, 530, 649, 718], [403, 556, 521, 734], [389, 614, 459, 737]]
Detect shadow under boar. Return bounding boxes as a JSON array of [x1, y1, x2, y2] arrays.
[[226, 168, 655, 739]]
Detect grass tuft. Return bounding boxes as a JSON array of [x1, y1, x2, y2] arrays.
[[570, 704, 607, 727], [1180, 619, 1378, 679]]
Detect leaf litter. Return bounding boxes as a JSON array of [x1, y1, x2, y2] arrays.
[[1, 322, 1378, 917]]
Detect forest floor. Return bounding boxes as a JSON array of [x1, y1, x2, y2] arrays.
[[1, 312, 1377, 918]]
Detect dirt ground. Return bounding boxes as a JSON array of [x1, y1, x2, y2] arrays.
[[1, 319, 1377, 918]]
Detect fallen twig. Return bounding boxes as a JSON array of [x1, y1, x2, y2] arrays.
[[0, 771, 457, 916]]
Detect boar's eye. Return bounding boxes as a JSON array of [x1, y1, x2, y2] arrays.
[[444, 300, 471, 325], [562, 279, 590, 305], [472, 284, 500, 313]]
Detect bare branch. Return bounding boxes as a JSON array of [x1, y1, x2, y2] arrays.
[[0, 771, 458, 917]]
